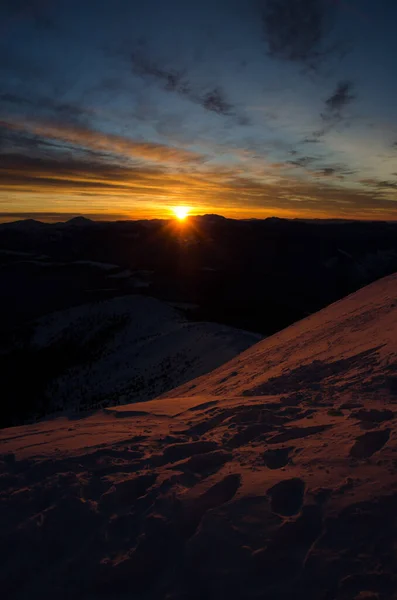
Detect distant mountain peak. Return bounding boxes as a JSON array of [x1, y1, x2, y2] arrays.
[[64, 216, 95, 227], [194, 213, 227, 221], [0, 218, 47, 230]]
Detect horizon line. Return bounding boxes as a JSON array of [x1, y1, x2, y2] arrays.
[[1, 213, 396, 226]]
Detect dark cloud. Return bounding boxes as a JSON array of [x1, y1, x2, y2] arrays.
[[374, 180, 397, 190], [361, 178, 397, 191], [287, 155, 317, 168], [285, 157, 357, 178], [311, 80, 356, 139], [0, 151, 166, 192], [201, 88, 233, 116], [0, 120, 115, 171], [0, 122, 65, 154], [324, 80, 355, 113], [315, 165, 356, 178], [261, 0, 335, 68], [0, 118, 207, 169], [318, 167, 336, 176], [301, 137, 322, 144], [131, 49, 191, 95], [130, 46, 240, 119], [379, 181, 397, 190]]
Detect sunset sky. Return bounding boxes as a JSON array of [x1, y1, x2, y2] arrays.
[[1, 0, 397, 222]]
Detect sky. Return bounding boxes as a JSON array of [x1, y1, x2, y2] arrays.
[[0, 0, 397, 222]]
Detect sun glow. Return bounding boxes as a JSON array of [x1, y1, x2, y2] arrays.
[[172, 206, 190, 221]]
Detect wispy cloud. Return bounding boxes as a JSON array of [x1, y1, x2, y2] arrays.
[[287, 155, 318, 168], [201, 88, 234, 116], [0, 152, 161, 190], [131, 48, 191, 95], [323, 80, 355, 113], [361, 178, 397, 191], [130, 45, 243, 119], [301, 137, 322, 144], [312, 80, 356, 138], [0, 119, 206, 166], [317, 166, 337, 176], [314, 165, 356, 178]]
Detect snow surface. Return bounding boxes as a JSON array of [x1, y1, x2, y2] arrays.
[[2, 274, 397, 598], [23, 295, 261, 412]]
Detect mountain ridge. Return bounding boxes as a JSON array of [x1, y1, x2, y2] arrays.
[[1, 294, 261, 427]]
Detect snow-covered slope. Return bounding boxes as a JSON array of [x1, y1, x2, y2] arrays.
[[5, 295, 260, 418], [2, 274, 397, 599], [166, 269, 397, 400]]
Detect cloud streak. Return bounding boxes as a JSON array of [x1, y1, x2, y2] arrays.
[[0, 119, 206, 166], [323, 80, 355, 114], [130, 46, 241, 119], [310, 80, 356, 139], [361, 178, 397, 191]]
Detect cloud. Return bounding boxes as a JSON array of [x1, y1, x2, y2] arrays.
[[130, 46, 240, 119], [0, 123, 70, 155], [301, 137, 322, 144], [287, 155, 317, 168], [311, 80, 356, 139], [201, 88, 234, 116], [361, 178, 397, 191], [285, 157, 358, 180], [0, 119, 207, 166], [2, 138, 397, 221], [323, 80, 355, 113], [314, 165, 356, 178], [261, 0, 335, 68], [0, 152, 156, 190], [0, 93, 90, 127], [131, 49, 191, 95], [317, 167, 337, 176]]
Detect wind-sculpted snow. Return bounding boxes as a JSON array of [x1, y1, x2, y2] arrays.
[[2, 274, 397, 598]]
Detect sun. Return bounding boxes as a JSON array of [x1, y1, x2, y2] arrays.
[[172, 206, 190, 221]]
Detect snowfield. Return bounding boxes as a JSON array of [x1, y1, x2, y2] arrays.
[[10, 295, 261, 415], [2, 274, 397, 598]]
